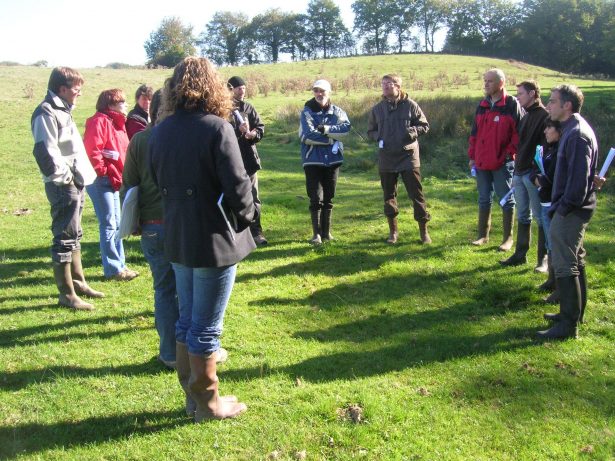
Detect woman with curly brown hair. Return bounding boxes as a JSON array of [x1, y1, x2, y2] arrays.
[[150, 57, 255, 421]]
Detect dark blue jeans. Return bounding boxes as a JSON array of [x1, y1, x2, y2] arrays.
[[141, 223, 178, 362]]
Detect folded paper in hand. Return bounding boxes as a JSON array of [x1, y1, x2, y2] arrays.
[[119, 186, 139, 239]]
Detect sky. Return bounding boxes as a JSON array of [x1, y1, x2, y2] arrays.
[[0, 0, 358, 68]]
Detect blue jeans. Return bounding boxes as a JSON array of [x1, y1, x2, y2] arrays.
[[86, 176, 125, 277], [141, 223, 178, 362], [172, 263, 237, 355], [541, 205, 552, 251], [475, 161, 515, 211], [513, 172, 542, 226]]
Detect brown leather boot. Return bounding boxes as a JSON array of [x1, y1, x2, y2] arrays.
[[471, 208, 491, 246], [188, 352, 247, 422], [498, 208, 514, 252], [53, 262, 94, 310], [418, 221, 432, 244], [386, 216, 398, 244], [176, 342, 197, 416], [71, 250, 105, 298]]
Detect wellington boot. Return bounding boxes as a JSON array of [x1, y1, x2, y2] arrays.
[[386, 216, 398, 244], [53, 262, 94, 311], [534, 226, 548, 273], [71, 250, 105, 298], [498, 208, 514, 252], [310, 209, 322, 245], [537, 276, 581, 340], [538, 255, 556, 292], [321, 208, 334, 241], [471, 209, 491, 246], [176, 342, 197, 416], [500, 222, 530, 265], [188, 353, 247, 422], [419, 221, 432, 244]]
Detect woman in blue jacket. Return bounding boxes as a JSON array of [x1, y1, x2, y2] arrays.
[[299, 79, 351, 244]]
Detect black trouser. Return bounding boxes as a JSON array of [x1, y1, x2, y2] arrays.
[[304, 165, 340, 211], [380, 168, 430, 222], [248, 172, 263, 235], [44, 182, 84, 263]]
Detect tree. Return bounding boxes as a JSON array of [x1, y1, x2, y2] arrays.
[[352, 0, 392, 55], [144, 17, 196, 68], [389, 0, 418, 53], [250, 9, 295, 63], [198, 11, 249, 66], [306, 0, 352, 58], [280, 13, 310, 61], [416, 0, 449, 52]]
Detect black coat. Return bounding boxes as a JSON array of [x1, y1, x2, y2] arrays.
[[149, 109, 256, 268], [230, 99, 264, 176]]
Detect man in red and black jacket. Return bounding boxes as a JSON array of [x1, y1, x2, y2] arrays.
[[468, 68, 522, 251]]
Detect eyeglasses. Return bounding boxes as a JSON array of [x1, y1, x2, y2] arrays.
[[381, 82, 396, 87]]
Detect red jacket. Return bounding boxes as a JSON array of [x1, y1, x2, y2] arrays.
[[84, 110, 129, 191], [468, 89, 522, 171]]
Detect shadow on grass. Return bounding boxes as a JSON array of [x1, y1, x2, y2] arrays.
[[0, 356, 174, 391], [0, 311, 152, 350], [0, 409, 186, 459]]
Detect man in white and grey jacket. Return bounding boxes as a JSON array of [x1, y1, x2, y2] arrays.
[[31, 67, 103, 310]]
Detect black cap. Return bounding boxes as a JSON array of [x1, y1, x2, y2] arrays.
[[228, 76, 246, 88]]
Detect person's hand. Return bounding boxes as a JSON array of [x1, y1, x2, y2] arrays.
[[468, 159, 475, 169], [593, 175, 606, 189], [317, 124, 325, 134], [239, 120, 249, 134], [244, 130, 256, 140], [534, 176, 541, 188]]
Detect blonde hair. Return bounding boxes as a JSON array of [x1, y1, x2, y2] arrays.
[[160, 57, 232, 120]]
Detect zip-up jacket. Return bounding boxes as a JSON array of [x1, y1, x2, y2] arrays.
[[515, 101, 548, 174], [230, 99, 264, 176], [299, 98, 350, 167], [83, 110, 129, 191], [549, 113, 598, 219], [468, 89, 522, 171], [31, 90, 96, 187], [367, 93, 429, 172], [126, 104, 148, 140]]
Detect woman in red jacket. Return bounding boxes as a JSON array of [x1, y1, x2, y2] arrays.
[[84, 89, 138, 281]]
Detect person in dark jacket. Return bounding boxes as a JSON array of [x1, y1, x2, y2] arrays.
[[468, 69, 522, 251], [537, 84, 598, 340], [368, 74, 431, 244], [228, 76, 267, 246], [530, 119, 561, 303], [126, 84, 153, 140], [121, 90, 180, 369], [31, 67, 103, 311], [149, 57, 255, 421], [500, 80, 549, 270], [299, 79, 351, 244]]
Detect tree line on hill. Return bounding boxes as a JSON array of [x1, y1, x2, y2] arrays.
[[144, 0, 615, 77]]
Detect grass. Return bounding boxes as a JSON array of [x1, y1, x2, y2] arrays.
[[0, 55, 614, 460]]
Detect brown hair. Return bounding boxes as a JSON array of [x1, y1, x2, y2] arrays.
[[161, 57, 232, 119], [48, 67, 84, 94], [517, 80, 540, 99], [150, 89, 162, 126], [552, 84, 584, 113], [95, 89, 126, 112], [135, 84, 154, 102]]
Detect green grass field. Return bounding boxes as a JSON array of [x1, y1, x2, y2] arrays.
[[0, 55, 613, 460]]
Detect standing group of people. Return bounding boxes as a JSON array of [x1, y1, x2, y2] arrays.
[[30, 61, 607, 423], [467, 68, 605, 340]]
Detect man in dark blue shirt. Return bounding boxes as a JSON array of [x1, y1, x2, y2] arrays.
[[537, 84, 598, 340]]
